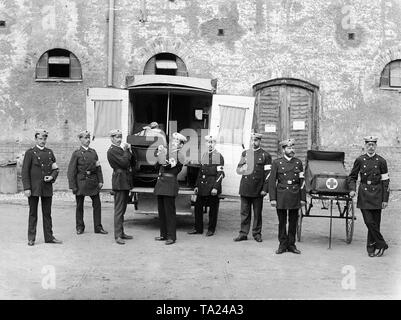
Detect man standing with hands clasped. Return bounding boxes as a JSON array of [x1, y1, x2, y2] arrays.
[[234, 132, 271, 243], [347, 136, 390, 257], [188, 135, 224, 237], [67, 130, 107, 235], [269, 139, 305, 254], [22, 129, 62, 246]]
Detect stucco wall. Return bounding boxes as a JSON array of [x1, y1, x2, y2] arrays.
[[1, 0, 400, 190]]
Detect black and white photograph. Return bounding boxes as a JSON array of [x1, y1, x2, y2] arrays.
[[0, 0, 400, 309]]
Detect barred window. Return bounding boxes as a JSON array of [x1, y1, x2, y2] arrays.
[[380, 60, 401, 88], [36, 48, 82, 81]]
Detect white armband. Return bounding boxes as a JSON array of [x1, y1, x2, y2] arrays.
[[264, 164, 271, 170], [96, 160, 101, 167], [51, 163, 58, 170], [299, 172, 304, 178], [217, 165, 224, 172], [381, 173, 389, 180]]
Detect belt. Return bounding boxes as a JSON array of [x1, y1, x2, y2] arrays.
[[159, 173, 175, 178], [278, 182, 299, 187], [114, 168, 132, 173]]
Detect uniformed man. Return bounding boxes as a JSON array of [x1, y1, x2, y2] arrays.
[[234, 132, 272, 242], [154, 132, 187, 245], [188, 135, 224, 237], [107, 129, 136, 245], [67, 130, 107, 235], [269, 139, 305, 254], [22, 129, 62, 246], [347, 136, 390, 257]]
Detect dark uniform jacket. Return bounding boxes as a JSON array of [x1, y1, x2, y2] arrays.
[[347, 153, 390, 209], [67, 146, 103, 196], [269, 156, 306, 209], [154, 147, 184, 197], [195, 149, 225, 196], [21, 146, 59, 197], [237, 148, 272, 197], [107, 144, 135, 191]]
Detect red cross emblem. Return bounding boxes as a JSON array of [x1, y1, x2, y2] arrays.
[[326, 178, 338, 190]]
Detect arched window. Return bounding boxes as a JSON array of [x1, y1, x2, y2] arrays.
[[143, 52, 188, 76], [36, 48, 82, 81], [380, 60, 401, 88]]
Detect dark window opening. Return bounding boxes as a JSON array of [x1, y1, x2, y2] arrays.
[[218, 29, 224, 36], [348, 33, 355, 40], [0, 20, 5, 27], [380, 60, 401, 88], [36, 48, 82, 81]]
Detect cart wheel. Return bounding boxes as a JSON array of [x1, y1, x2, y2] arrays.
[[297, 207, 304, 242], [345, 198, 355, 244]]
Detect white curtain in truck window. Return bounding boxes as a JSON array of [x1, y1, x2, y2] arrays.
[[93, 100, 122, 137], [218, 105, 246, 145]]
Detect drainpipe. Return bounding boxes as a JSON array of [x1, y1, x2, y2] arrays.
[[107, 0, 115, 87]]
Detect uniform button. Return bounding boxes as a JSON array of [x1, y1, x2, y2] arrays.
[[286, 187, 289, 189], [284, 173, 286, 176], [282, 167, 285, 169], [365, 188, 367, 190]]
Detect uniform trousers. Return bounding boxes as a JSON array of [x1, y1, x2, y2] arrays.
[[114, 190, 129, 239], [157, 195, 177, 241], [28, 196, 53, 242], [239, 196, 263, 237], [194, 195, 220, 233], [360, 209, 386, 252], [276, 208, 299, 249], [75, 194, 102, 232]]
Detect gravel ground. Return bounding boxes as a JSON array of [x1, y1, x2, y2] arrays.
[[0, 191, 400, 300]]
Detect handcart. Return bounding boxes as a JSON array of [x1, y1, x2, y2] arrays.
[[296, 150, 356, 248]]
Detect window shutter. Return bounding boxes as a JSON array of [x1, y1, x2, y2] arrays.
[[380, 64, 390, 87], [143, 57, 156, 75], [36, 53, 48, 79], [70, 53, 82, 79], [176, 57, 188, 76]]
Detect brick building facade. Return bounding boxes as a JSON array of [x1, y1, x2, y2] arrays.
[[1, 0, 401, 191]]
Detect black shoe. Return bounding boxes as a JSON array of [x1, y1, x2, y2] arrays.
[[121, 234, 133, 240], [206, 230, 214, 237], [155, 236, 167, 241], [375, 243, 388, 257], [115, 237, 125, 245], [368, 252, 376, 257], [233, 235, 247, 242], [254, 235, 263, 242], [288, 245, 301, 254], [95, 228, 108, 235], [275, 247, 287, 254], [28, 240, 35, 246], [76, 229, 84, 235], [165, 239, 176, 245], [46, 238, 62, 244], [187, 230, 202, 235]]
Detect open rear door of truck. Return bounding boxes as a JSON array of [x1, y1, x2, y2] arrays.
[[86, 88, 129, 190], [209, 94, 255, 197]]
